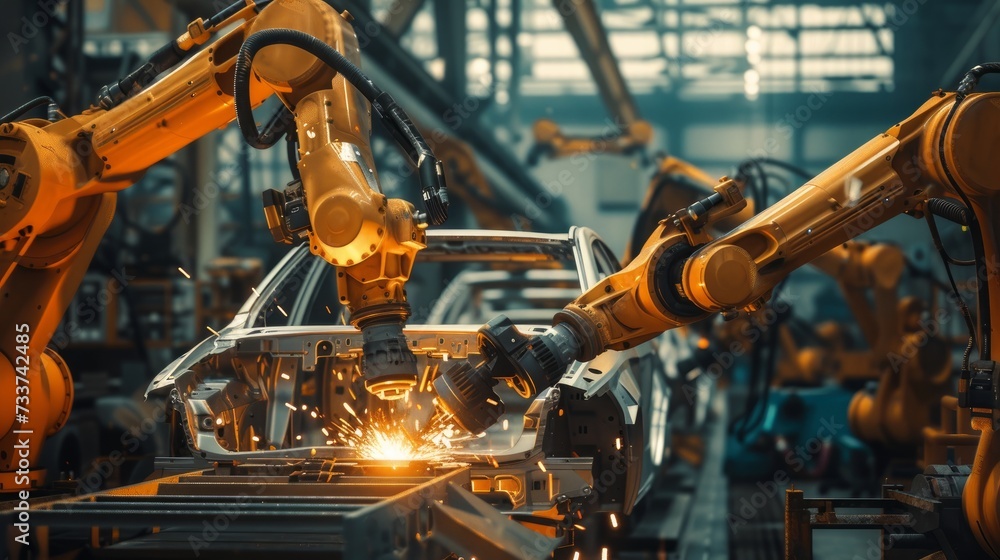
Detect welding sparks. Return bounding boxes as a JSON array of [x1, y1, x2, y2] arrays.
[[280, 373, 291, 380], [343, 402, 358, 417], [610, 513, 619, 528], [178, 267, 191, 279], [206, 326, 220, 336], [615, 437, 622, 450], [572, 552, 580, 560], [537, 461, 547, 473], [251, 287, 260, 297], [349, 409, 451, 462], [285, 402, 297, 411], [603, 547, 611, 560], [276, 304, 288, 317]]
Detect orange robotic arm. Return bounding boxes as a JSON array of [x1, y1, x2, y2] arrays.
[[435, 72, 1000, 556], [0, 0, 448, 490]]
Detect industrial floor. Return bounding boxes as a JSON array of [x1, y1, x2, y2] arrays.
[[674, 392, 880, 560]]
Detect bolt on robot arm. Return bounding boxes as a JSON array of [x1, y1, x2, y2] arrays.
[[437, 65, 1000, 557], [0, 0, 447, 490]]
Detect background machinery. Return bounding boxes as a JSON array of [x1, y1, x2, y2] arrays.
[[1, 1, 998, 559]]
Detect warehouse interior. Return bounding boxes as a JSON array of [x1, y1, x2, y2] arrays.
[[1, 0, 998, 558]]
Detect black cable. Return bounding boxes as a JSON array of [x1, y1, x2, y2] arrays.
[[237, 104, 295, 149], [207, 0, 273, 28], [737, 159, 769, 210], [927, 197, 971, 227], [736, 157, 815, 212], [752, 157, 813, 180], [925, 212, 978, 371], [234, 30, 375, 147], [728, 275, 794, 444], [1, 96, 59, 123], [233, 28, 448, 225], [924, 209, 975, 267], [937, 63, 1000, 360], [286, 132, 301, 181], [906, 259, 964, 295], [97, 0, 275, 110]]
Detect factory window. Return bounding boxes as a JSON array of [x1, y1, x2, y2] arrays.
[[365, 0, 896, 139], [515, 2, 895, 99]]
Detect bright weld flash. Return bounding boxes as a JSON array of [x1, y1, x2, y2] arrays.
[[354, 410, 449, 461]]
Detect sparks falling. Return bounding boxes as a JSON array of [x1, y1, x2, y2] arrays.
[[335, 409, 456, 461]]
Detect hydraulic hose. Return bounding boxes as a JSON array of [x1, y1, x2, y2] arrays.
[[233, 28, 448, 225]]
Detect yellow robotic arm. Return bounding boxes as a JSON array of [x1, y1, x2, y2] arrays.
[[434, 68, 1000, 556], [0, 0, 448, 490]]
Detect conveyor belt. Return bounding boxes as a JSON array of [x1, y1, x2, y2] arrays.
[[2, 460, 477, 559]]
